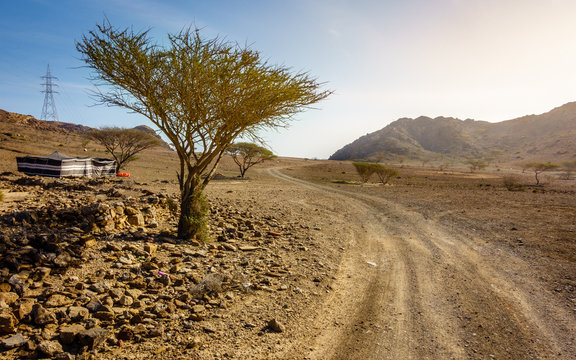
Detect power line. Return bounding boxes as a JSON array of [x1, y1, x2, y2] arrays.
[[40, 64, 59, 121]]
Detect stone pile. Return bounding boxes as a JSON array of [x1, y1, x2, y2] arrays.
[[0, 175, 326, 359]]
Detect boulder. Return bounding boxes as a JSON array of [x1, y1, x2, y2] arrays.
[[37, 340, 63, 357], [67, 306, 89, 321], [144, 243, 158, 256], [32, 304, 57, 326], [124, 207, 139, 216], [77, 327, 110, 350], [118, 295, 134, 307], [127, 213, 145, 227], [60, 324, 85, 345], [15, 299, 35, 321], [31, 267, 51, 281], [268, 318, 285, 333], [45, 294, 73, 308], [0, 292, 19, 306], [1, 333, 28, 349], [0, 309, 18, 334]]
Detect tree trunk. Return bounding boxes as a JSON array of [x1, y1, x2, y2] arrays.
[[177, 182, 209, 241]]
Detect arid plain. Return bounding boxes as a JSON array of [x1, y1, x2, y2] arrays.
[[0, 115, 575, 359]]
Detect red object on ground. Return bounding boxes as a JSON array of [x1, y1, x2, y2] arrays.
[[116, 172, 131, 177]]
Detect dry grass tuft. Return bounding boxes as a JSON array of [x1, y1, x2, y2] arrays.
[[502, 175, 524, 191]]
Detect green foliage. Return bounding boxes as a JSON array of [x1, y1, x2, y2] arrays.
[[88, 127, 161, 172], [374, 166, 398, 185], [78, 21, 331, 240], [522, 162, 560, 185], [178, 188, 210, 242], [225, 142, 276, 178], [353, 162, 376, 183], [352, 162, 398, 184]]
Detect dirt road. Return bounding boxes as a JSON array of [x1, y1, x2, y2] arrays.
[[268, 167, 576, 360]]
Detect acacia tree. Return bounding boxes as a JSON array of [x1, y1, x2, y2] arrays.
[[77, 22, 331, 241], [225, 142, 276, 178], [374, 165, 398, 185], [88, 127, 162, 172], [523, 162, 560, 185], [352, 162, 377, 183]]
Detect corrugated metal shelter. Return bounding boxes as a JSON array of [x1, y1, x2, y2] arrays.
[[16, 151, 116, 177]]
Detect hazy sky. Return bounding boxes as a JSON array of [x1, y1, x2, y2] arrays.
[[2, 0, 576, 159]]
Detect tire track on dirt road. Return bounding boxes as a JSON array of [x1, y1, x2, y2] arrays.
[[267, 168, 576, 359]]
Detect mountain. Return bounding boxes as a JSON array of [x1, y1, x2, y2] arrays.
[[133, 125, 163, 141], [0, 110, 171, 161], [329, 102, 576, 163], [0, 109, 167, 143], [0, 109, 93, 135]]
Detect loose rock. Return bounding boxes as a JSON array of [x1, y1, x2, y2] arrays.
[[1, 333, 28, 349]]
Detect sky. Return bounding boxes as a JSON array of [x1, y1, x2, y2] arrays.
[[2, 0, 576, 159]]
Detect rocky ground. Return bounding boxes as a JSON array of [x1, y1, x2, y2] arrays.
[[0, 155, 575, 360], [2, 111, 576, 359], [0, 171, 342, 359]]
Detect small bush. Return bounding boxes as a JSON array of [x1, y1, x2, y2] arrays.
[[190, 273, 223, 299], [353, 162, 398, 185], [374, 166, 398, 185], [502, 176, 524, 191], [352, 162, 378, 183]]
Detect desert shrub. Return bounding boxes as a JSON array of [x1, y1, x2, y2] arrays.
[[467, 158, 487, 172], [353, 162, 399, 184], [352, 162, 377, 183], [190, 273, 223, 299], [374, 166, 398, 185], [502, 175, 524, 191]]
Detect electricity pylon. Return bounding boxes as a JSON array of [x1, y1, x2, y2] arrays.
[[40, 64, 59, 121]]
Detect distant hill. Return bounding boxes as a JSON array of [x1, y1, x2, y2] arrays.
[[0, 110, 172, 173], [133, 125, 163, 141], [329, 102, 576, 163], [0, 109, 168, 145], [0, 109, 93, 135]]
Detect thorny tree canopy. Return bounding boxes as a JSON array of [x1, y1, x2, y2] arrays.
[[76, 21, 332, 190], [88, 127, 162, 172]]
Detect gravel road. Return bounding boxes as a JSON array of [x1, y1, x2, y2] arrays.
[[268, 167, 576, 360]]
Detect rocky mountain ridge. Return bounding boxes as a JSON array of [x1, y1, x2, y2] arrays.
[[330, 102, 576, 163], [0, 110, 164, 143]]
